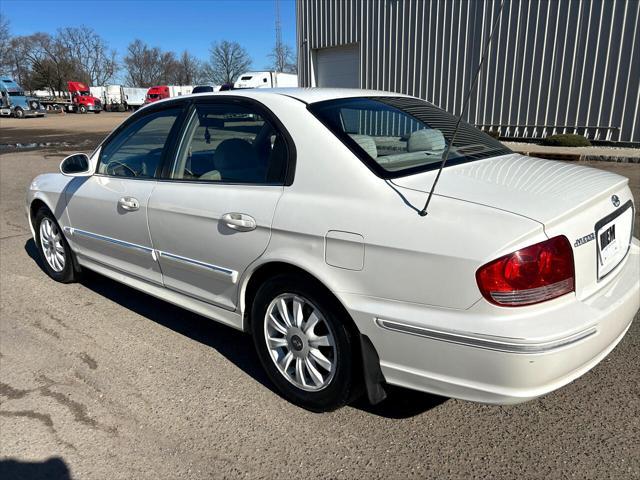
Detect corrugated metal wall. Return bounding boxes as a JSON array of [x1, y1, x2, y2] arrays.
[[297, 0, 640, 144]]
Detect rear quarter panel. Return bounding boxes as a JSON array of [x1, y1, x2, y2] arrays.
[[253, 96, 546, 311]]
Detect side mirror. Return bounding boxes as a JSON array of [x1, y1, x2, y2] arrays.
[[60, 153, 91, 176]]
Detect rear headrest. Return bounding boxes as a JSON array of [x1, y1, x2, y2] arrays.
[[349, 134, 378, 158], [408, 129, 446, 153], [212, 138, 258, 170]]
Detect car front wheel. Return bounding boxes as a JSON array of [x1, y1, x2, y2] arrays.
[[251, 274, 356, 411], [34, 207, 78, 283]]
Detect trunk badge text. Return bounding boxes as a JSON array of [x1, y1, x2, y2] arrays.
[[611, 195, 620, 207], [574, 233, 595, 248]]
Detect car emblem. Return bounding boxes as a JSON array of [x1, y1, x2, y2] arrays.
[[611, 195, 620, 207]]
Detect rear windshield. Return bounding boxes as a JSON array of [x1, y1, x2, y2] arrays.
[[308, 97, 510, 178]]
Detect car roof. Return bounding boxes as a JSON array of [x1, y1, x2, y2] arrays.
[[190, 87, 411, 104]]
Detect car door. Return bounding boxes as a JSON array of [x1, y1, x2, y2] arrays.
[[65, 104, 184, 284], [147, 98, 293, 310]]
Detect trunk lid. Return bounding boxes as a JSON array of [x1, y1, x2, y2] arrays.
[[392, 153, 635, 300]]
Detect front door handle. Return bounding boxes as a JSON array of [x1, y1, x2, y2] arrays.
[[118, 196, 140, 211], [222, 213, 256, 232]]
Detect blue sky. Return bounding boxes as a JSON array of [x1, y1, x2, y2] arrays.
[[1, 0, 297, 78]]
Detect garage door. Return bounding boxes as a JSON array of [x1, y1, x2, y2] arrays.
[[315, 44, 360, 88]]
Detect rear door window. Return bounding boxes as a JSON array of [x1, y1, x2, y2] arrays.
[[170, 102, 289, 184]]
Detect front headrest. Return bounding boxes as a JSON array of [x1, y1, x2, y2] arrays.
[[408, 129, 446, 153]]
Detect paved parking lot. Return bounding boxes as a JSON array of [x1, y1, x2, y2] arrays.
[[0, 116, 639, 479]]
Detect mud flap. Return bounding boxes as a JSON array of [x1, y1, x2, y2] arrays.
[[359, 334, 387, 404]]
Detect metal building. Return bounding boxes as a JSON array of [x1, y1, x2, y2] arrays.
[[296, 0, 640, 144]]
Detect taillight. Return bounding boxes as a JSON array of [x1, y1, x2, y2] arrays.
[[476, 236, 575, 306]]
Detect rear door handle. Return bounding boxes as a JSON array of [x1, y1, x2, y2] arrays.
[[222, 213, 256, 232], [118, 196, 139, 211]]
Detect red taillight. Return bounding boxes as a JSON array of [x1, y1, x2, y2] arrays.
[[476, 236, 575, 306]]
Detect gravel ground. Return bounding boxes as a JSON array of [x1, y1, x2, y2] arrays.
[[0, 116, 639, 479]]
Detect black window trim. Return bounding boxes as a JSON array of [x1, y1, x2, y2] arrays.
[[157, 95, 297, 186], [93, 98, 190, 180], [307, 96, 511, 180]]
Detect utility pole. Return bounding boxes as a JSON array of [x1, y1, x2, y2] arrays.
[[275, 0, 282, 72]]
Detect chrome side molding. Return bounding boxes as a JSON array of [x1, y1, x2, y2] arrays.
[[375, 318, 598, 354], [157, 250, 238, 283], [66, 227, 238, 284], [70, 228, 154, 254]]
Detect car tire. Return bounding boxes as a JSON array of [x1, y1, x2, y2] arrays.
[[94, 111, 101, 114], [251, 274, 356, 411], [34, 207, 79, 283], [14, 107, 24, 118], [79, 104, 87, 114]]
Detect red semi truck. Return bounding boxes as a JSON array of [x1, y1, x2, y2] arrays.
[[37, 81, 102, 113], [67, 81, 102, 113], [144, 85, 193, 104]]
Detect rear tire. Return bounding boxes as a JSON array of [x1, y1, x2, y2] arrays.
[[34, 207, 79, 283], [251, 274, 356, 411]]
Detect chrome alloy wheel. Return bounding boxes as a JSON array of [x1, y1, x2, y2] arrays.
[[39, 217, 65, 272], [264, 293, 337, 391]]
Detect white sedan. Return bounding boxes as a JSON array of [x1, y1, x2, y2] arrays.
[[26, 88, 639, 411]]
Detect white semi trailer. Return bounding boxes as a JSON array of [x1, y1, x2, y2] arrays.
[[90, 85, 148, 111], [233, 71, 298, 89]]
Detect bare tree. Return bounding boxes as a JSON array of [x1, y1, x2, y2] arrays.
[[203, 41, 252, 85], [2, 25, 115, 92], [0, 14, 11, 76], [268, 43, 297, 73], [169, 51, 203, 85], [124, 39, 192, 87], [124, 39, 165, 87], [56, 26, 117, 85], [16, 33, 81, 93]]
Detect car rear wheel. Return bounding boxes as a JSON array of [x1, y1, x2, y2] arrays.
[[34, 207, 78, 283], [251, 274, 356, 411]]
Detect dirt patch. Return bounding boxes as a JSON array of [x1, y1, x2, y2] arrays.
[[0, 113, 129, 153]]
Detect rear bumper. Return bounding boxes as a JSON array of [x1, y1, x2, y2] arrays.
[[343, 238, 639, 404]]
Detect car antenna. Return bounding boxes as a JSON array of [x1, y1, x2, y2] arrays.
[[419, 0, 505, 217]]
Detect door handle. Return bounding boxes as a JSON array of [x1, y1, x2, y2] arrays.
[[222, 213, 256, 232], [118, 196, 140, 211]]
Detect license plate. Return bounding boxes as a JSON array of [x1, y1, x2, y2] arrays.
[[599, 225, 618, 262], [595, 201, 633, 279]]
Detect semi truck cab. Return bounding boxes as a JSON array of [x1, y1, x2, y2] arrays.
[[144, 86, 170, 104], [67, 81, 102, 113], [0, 77, 46, 118]]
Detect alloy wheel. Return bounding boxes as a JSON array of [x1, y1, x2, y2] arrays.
[[264, 293, 337, 391], [39, 217, 65, 272]]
